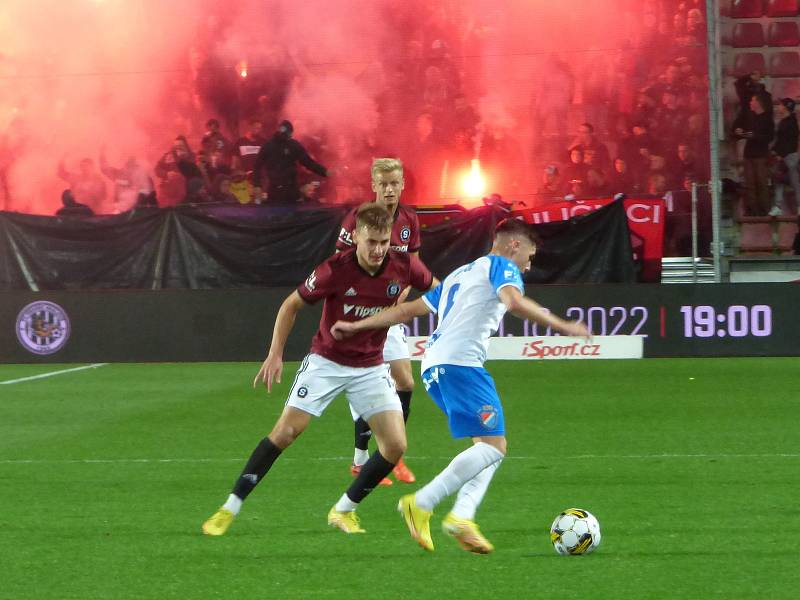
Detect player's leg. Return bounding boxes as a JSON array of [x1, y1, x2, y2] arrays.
[[388, 356, 416, 483], [349, 324, 411, 482], [329, 364, 404, 533], [202, 406, 312, 536], [441, 434, 504, 554], [349, 402, 392, 486], [386, 325, 416, 482], [203, 354, 342, 536], [399, 366, 505, 552]]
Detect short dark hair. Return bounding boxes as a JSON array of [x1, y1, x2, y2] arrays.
[[355, 203, 393, 232], [580, 122, 594, 133], [206, 118, 219, 128], [494, 218, 540, 246]]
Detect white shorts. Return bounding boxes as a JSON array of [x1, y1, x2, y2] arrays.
[[383, 324, 410, 362], [286, 353, 401, 422]]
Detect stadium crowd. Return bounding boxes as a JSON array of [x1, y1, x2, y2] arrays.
[[12, 0, 793, 221]]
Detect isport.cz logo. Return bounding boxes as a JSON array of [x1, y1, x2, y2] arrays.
[[521, 339, 600, 359], [16, 301, 71, 355]]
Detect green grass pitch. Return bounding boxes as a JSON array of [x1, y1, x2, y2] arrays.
[[1, 358, 798, 599]]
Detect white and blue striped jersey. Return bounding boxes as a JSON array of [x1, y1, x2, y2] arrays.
[[420, 255, 524, 371]]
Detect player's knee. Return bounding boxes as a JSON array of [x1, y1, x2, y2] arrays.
[[394, 373, 415, 391], [380, 438, 407, 463], [269, 421, 305, 449], [391, 363, 414, 391]]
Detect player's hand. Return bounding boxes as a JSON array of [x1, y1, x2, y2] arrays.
[[563, 320, 592, 340], [330, 320, 357, 340], [253, 352, 283, 393], [396, 286, 411, 304]]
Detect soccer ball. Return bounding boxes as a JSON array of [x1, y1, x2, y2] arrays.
[[549, 508, 601, 555]]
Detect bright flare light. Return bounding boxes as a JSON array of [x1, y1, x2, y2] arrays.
[[462, 159, 486, 198], [237, 60, 248, 79]]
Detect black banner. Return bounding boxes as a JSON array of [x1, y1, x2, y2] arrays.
[[0, 203, 634, 290], [2, 284, 799, 363]]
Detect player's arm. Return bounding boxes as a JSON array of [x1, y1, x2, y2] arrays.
[[498, 286, 591, 338], [253, 290, 308, 392], [331, 296, 432, 340]]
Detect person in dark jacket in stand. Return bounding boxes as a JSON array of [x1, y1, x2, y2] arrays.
[[56, 189, 94, 217], [733, 94, 775, 216], [253, 120, 329, 204], [770, 98, 800, 216]]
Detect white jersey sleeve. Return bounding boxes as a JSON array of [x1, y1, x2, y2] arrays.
[[421, 255, 524, 371]]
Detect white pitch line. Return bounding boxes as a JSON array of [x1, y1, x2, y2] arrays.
[[0, 363, 108, 385], [0, 453, 798, 465]]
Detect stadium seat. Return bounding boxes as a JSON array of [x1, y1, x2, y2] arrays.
[[769, 51, 800, 77], [777, 220, 798, 254], [771, 77, 800, 99], [767, 21, 800, 46], [738, 220, 774, 253], [766, 0, 799, 17], [733, 52, 767, 76], [732, 22, 765, 48], [731, 0, 764, 18]]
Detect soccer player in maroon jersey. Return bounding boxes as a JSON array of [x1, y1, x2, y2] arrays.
[[336, 158, 423, 485], [202, 203, 435, 536]]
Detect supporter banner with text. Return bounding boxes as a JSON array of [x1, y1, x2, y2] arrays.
[[513, 198, 666, 282]]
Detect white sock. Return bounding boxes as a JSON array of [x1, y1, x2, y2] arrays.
[[334, 493, 359, 513], [450, 461, 502, 521], [415, 443, 504, 512], [353, 449, 369, 467], [223, 493, 243, 516]]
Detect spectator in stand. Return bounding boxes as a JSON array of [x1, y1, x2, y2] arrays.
[[404, 112, 444, 203], [203, 149, 231, 183], [213, 174, 239, 204], [612, 115, 638, 167], [655, 91, 688, 143], [530, 55, 574, 154], [733, 94, 774, 216], [55, 189, 93, 217], [536, 164, 563, 205], [181, 150, 211, 203], [567, 123, 610, 171], [585, 167, 610, 197], [682, 8, 705, 46], [734, 72, 771, 120], [253, 120, 329, 205], [670, 142, 697, 186], [770, 98, 800, 217], [57, 157, 106, 211], [99, 148, 156, 212], [609, 158, 637, 194], [155, 136, 195, 205], [562, 148, 588, 187], [646, 173, 668, 196], [232, 119, 266, 176], [201, 118, 230, 159]]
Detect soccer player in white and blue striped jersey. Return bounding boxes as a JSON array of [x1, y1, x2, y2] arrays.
[[331, 218, 590, 553]]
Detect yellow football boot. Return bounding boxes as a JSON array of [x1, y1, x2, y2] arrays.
[[397, 494, 434, 551], [442, 513, 494, 554]]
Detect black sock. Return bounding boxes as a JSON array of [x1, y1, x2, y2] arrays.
[[231, 437, 282, 501], [345, 451, 395, 503], [354, 417, 372, 452], [398, 391, 412, 423]]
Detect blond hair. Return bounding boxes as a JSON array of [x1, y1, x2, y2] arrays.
[[371, 158, 404, 181]]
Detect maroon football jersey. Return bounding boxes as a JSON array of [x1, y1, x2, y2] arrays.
[[336, 204, 421, 253], [297, 248, 433, 367]]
